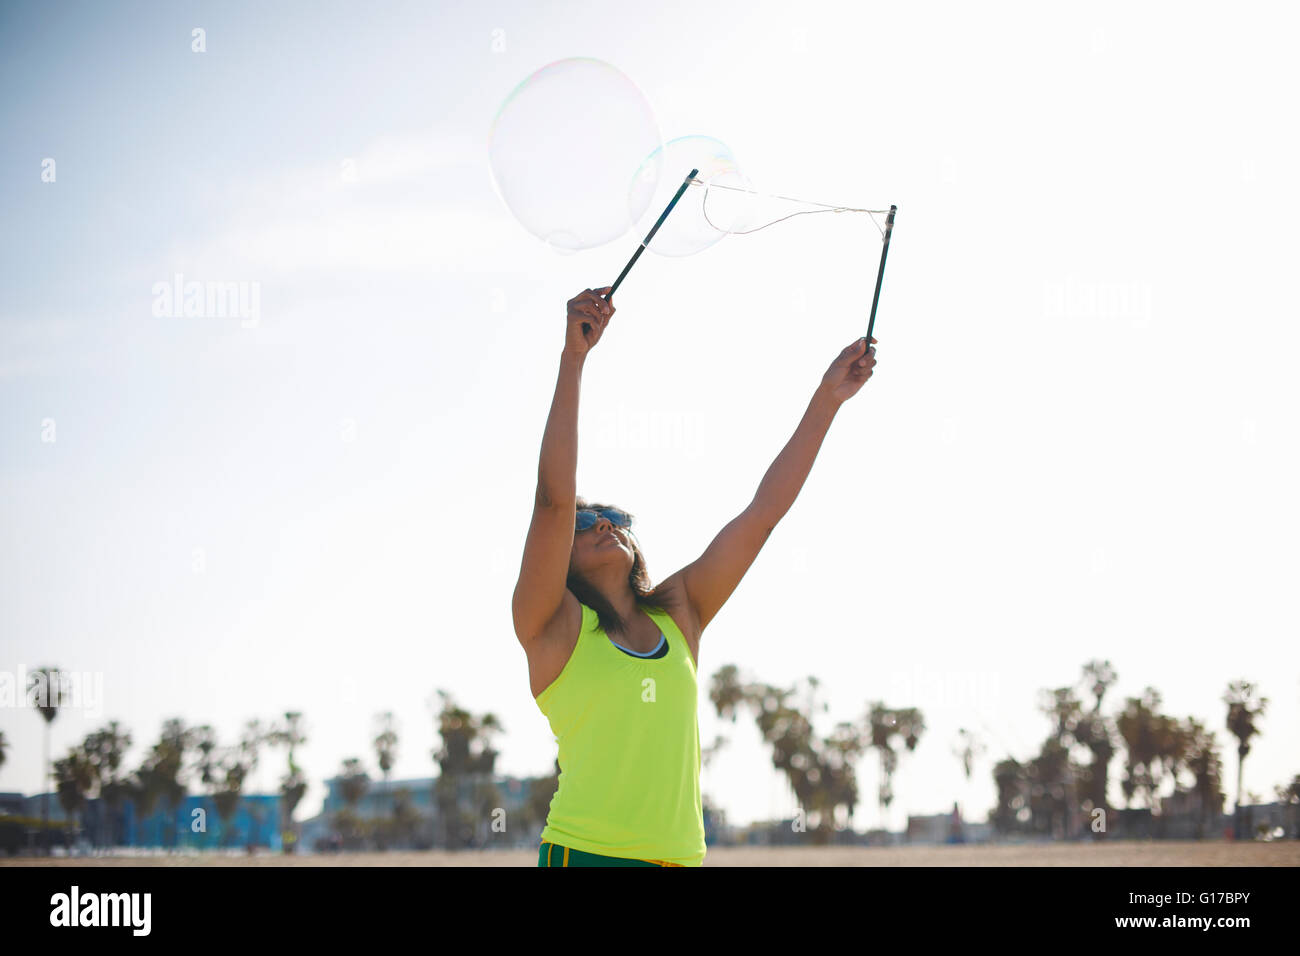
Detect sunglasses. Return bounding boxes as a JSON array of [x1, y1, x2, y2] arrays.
[[575, 507, 632, 532]]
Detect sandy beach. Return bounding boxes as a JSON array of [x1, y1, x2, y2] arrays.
[[5, 840, 1297, 867]]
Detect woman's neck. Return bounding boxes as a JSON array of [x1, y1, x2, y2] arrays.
[[582, 571, 642, 626]]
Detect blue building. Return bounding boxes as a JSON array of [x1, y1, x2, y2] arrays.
[[117, 794, 283, 850], [3, 790, 283, 850], [301, 773, 545, 850]]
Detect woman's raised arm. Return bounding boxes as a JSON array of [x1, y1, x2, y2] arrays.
[[669, 335, 878, 635], [511, 287, 615, 644]]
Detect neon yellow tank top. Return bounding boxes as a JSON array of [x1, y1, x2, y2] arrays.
[[536, 600, 706, 866]]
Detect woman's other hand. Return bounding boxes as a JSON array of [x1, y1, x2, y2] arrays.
[[821, 336, 878, 404], [565, 287, 615, 355]]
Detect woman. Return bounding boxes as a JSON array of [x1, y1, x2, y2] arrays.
[[513, 285, 878, 867]]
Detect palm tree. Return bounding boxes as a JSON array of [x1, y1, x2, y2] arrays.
[[1075, 660, 1118, 838], [708, 666, 873, 842], [992, 757, 1029, 835], [137, 719, 190, 849], [864, 702, 925, 834], [27, 666, 68, 854], [373, 712, 398, 828], [1223, 680, 1268, 838], [52, 747, 96, 852], [952, 728, 984, 781], [1175, 718, 1225, 839], [267, 712, 308, 853], [431, 691, 503, 850], [337, 757, 371, 849], [951, 728, 985, 829], [83, 722, 132, 847], [1038, 687, 1084, 839], [388, 787, 422, 848], [125, 769, 161, 847], [892, 707, 925, 822], [1026, 739, 1071, 838], [234, 719, 264, 846], [1117, 687, 1179, 813], [212, 721, 263, 848], [1274, 775, 1299, 840]]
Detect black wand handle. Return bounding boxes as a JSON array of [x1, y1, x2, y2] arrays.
[[602, 167, 700, 304], [865, 204, 897, 348]]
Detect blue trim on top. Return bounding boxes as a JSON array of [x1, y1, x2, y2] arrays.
[[610, 630, 667, 658]]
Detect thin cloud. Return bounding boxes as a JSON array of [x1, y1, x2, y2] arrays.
[[170, 130, 511, 279]]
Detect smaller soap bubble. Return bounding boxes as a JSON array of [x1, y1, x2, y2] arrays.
[[626, 135, 761, 257]]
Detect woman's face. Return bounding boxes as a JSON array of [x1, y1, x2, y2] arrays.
[[570, 511, 634, 575]]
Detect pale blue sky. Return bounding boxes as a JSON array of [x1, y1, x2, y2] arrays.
[[2, 0, 1297, 832]]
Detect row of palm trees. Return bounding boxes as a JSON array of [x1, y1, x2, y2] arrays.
[[988, 666, 1286, 839], [9, 672, 505, 852], [6, 662, 1294, 851], [317, 693, 517, 850], [704, 659, 1293, 841], [11, 667, 311, 851]]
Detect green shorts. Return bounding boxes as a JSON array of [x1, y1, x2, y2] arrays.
[[537, 840, 683, 867]]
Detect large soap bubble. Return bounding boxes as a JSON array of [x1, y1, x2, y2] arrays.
[[626, 135, 761, 257], [488, 58, 663, 253]]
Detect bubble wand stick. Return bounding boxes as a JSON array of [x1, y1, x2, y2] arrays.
[[865, 205, 896, 347], [601, 167, 699, 305]]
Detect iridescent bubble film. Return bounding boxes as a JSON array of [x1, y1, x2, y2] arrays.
[[489, 58, 662, 252]]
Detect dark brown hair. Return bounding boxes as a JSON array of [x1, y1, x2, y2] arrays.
[[567, 495, 681, 638]]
